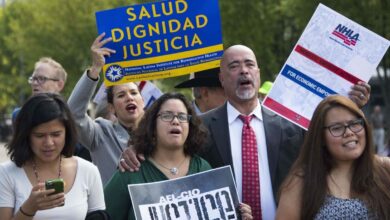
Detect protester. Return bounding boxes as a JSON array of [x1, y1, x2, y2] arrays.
[[120, 44, 371, 220], [104, 92, 253, 219], [175, 67, 226, 114], [68, 33, 145, 185], [370, 105, 386, 155], [0, 93, 105, 219], [276, 95, 390, 219], [12, 57, 67, 122], [199, 45, 303, 219], [92, 80, 162, 122], [117, 67, 226, 172]]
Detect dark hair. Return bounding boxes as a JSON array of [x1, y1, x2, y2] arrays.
[[106, 82, 140, 104], [7, 93, 77, 167], [106, 86, 115, 104], [132, 92, 208, 157], [279, 95, 390, 219]]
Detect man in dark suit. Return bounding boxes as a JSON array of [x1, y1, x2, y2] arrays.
[[200, 100, 304, 202], [199, 44, 371, 219], [197, 45, 303, 219]]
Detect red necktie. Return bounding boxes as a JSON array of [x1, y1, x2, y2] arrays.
[[239, 115, 261, 220]]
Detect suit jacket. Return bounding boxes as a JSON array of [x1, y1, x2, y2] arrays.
[[200, 102, 305, 199]]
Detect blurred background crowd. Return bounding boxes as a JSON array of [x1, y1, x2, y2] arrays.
[[0, 0, 389, 153]]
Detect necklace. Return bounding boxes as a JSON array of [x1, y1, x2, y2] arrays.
[[32, 156, 62, 183], [151, 156, 187, 175]]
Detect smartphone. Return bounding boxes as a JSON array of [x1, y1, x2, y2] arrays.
[[45, 178, 64, 195], [45, 178, 64, 206]]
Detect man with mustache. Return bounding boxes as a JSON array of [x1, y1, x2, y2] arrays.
[[198, 45, 371, 220]]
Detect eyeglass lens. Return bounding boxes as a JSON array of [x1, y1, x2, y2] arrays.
[[328, 119, 364, 137], [28, 76, 58, 84], [159, 112, 190, 122]]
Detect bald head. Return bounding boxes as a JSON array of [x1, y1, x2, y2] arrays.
[[219, 45, 261, 112], [220, 45, 258, 70]]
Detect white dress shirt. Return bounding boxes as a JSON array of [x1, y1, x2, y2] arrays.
[[227, 101, 276, 220]]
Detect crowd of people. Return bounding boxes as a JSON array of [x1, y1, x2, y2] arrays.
[[0, 31, 389, 220]]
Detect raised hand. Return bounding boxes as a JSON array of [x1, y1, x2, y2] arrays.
[[89, 33, 116, 79], [348, 81, 371, 108]]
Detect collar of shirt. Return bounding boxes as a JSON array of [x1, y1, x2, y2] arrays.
[[192, 100, 203, 115], [226, 100, 263, 124]]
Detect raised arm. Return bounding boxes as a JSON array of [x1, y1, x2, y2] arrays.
[[67, 33, 116, 150]]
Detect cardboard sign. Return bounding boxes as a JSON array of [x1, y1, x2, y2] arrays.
[[129, 166, 240, 220], [263, 3, 389, 129], [96, 0, 223, 86]]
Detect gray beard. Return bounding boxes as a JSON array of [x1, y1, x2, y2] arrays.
[[236, 89, 255, 100]]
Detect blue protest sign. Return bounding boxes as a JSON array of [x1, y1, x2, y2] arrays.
[[95, 0, 223, 85]]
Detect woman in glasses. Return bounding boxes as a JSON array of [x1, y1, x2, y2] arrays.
[[276, 95, 390, 219], [104, 92, 253, 220]]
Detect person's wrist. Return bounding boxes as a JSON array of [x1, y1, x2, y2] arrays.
[[86, 68, 99, 81], [19, 205, 36, 217]]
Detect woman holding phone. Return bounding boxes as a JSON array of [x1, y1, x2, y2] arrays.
[[0, 93, 105, 219]]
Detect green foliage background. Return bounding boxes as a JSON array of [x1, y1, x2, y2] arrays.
[[0, 0, 389, 116]]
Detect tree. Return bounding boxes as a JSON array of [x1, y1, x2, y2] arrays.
[[0, 1, 26, 114], [0, 0, 139, 112], [0, 0, 388, 118]]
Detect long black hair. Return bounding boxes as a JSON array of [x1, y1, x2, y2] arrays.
[[7, 93, 77, 167]]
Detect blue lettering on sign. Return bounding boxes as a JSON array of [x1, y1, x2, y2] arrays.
[[281, 65, 337, 98], [331, 24, 360, 47], [334, 24, 360, 41]]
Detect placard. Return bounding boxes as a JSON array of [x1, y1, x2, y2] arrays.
[[95, 0, 223, 86]]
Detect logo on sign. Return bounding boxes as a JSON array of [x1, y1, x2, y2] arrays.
[[106, 65, 124, 82], [331, 24, 360, 46]]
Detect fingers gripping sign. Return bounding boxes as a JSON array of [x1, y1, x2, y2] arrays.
[[348, 81, 371, 108]]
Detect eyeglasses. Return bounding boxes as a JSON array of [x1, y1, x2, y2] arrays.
[[157, 112, 191, 123], [28, 76, 59, 84], [324, 118, 364, 137]]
